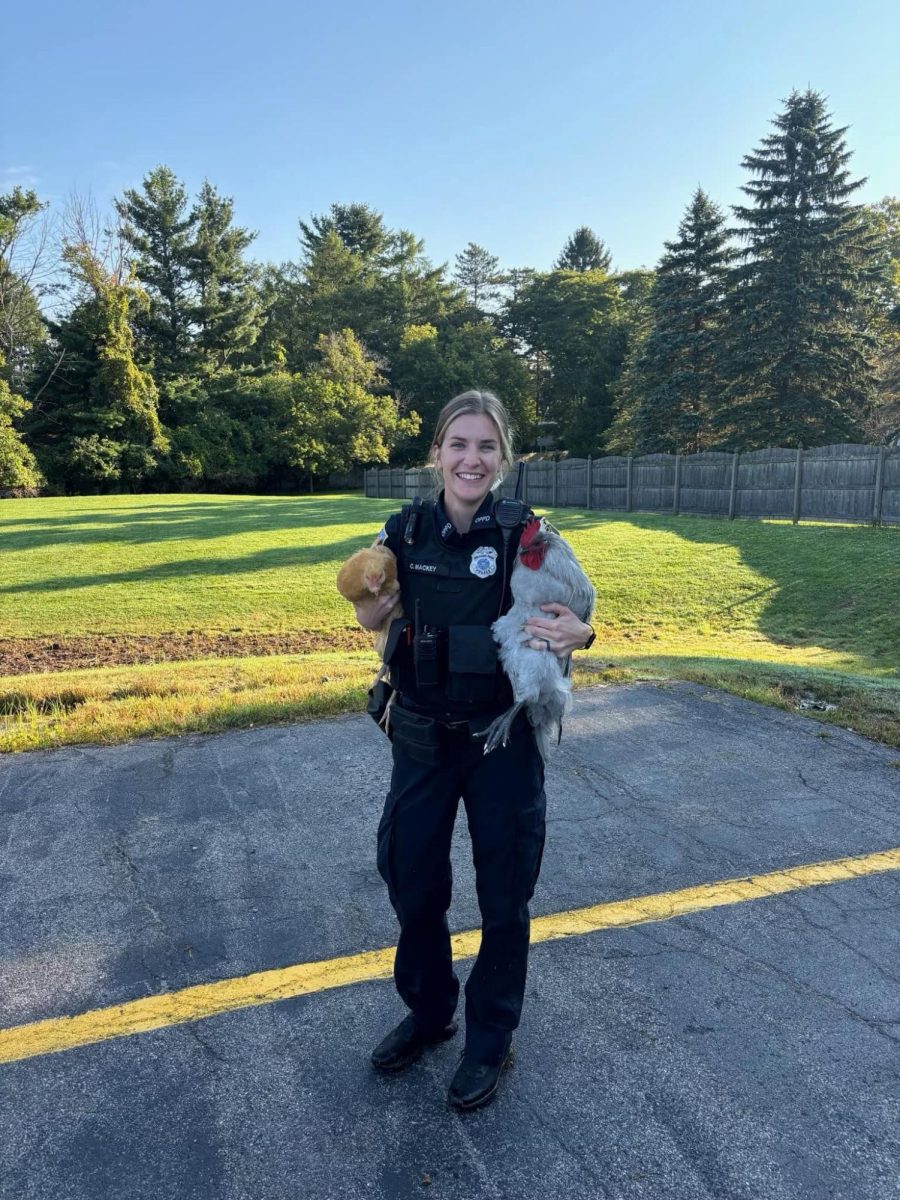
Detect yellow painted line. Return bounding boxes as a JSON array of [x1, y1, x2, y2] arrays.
[[2, 845, 899, 1066]]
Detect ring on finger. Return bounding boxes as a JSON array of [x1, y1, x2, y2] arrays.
[[542, 638, 552, 652]]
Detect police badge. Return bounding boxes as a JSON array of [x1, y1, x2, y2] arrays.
[[469, 546, 498, 578]]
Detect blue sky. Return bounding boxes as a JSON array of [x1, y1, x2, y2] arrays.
[[5, 0, 898, 275]]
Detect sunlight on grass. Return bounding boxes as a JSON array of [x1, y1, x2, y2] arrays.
[[1, 492, 897, 752], [0, 652, 377, 752]]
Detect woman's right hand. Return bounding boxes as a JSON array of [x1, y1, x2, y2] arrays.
[[353, 592, 398, 631]]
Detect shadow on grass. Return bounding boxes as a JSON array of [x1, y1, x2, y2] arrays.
[[554, 508, 900, 680], [0, 534, 371, 595], [0, 495, 394, 551]]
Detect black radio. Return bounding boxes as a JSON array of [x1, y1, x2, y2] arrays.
[[413, 599, 443, 687]]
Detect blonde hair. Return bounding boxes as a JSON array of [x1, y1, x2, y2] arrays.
[[428, 390, 515, 494]]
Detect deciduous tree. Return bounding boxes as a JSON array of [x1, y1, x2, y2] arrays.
[[26, 243, 167, 491]]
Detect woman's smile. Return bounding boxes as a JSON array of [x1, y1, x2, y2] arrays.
[[434, 413, 503, 523]]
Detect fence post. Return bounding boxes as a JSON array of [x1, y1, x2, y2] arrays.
[[728, 452, 740, 520], [586, 456, 592, 509], [872, 445, 886, 525], [552, 458, 558, 508], [626, 456, 634, 512], [522, 460, 529, 505], [792, 446, 803, 525], [673, 453, 681, 516]]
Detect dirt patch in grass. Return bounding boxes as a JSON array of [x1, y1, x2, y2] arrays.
[[0, 629, 372, 675]]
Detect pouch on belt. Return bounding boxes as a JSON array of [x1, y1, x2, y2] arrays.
[[388, 704, 443, 766]]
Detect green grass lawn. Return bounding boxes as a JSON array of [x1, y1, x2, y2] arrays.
[[1, 492, 898, 752]]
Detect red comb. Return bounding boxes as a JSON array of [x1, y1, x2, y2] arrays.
[[520, 517, 542, 547]]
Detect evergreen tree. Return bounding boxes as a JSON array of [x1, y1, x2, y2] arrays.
[[612, 189, 734, 453], [453, 242, 502, 312], [555, 227, 612, 273], [285, 230, 375, 369], [115, 166, 197, 377], [26, 243, 167, 491], [716, 90, 882, 448], [372, 228, 459, 359], [299, 202, 390, 262], [187, 180, 261, 370], [276, 208, 461, 370]]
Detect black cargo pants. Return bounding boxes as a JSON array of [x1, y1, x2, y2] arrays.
[[377, 712, 546, 1062]]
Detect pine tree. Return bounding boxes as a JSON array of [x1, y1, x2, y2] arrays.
[[555, 227, 612, 273], [453, 242, 501, 311], [299, 203, 390, 262], [281, 209, 460, 369], [716, 90, 882, 448], [115, 166, 197, 377], [188, 181, 261, 370], [614, 189, 734, 453]]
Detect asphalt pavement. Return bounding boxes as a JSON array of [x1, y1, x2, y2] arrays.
[[1, 681, 899, 1200]]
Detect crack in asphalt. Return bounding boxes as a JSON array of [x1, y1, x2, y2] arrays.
[[670, 918, 900, 1048], [183, 1021, 229, 1067], [507, 1082, 612, 1197], [420, 1057, 505, 1200]]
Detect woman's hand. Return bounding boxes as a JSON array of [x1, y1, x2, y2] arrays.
[[353, 592, 399, 631], [523, 603, 593, 657]]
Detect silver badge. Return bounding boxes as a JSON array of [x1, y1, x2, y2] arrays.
[[469, 546, 498, 578]]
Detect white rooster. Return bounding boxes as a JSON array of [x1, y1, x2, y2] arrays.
[[478, 516, 595, 760]]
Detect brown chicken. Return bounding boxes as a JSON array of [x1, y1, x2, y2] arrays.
[[336, 544, 404, 660]]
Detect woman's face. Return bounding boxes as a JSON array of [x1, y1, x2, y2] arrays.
[[433, 413, 503, 509]]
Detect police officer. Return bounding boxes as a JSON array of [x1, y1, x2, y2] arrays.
[[353, 391, 593, 1112]]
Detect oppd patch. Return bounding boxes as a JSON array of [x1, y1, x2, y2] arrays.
[[469, 546, 498, 578]]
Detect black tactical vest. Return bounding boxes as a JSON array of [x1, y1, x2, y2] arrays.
[[383, 499, 529, 714]]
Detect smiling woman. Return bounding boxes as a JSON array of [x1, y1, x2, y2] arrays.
[[347, 388, 593, 1113], [427, 389, 515, 527]]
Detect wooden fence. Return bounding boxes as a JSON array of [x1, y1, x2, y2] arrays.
[[364, 444, 900, 526]]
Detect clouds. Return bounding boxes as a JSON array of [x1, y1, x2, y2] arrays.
[[2, 165, 39, 189]]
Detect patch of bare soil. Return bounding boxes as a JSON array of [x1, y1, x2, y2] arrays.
[[0, 630, 373, 675]]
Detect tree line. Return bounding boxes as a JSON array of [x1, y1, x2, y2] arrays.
[[1, 88, 898, 497]]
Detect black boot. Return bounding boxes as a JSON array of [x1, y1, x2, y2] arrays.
[[447, 1043, 512, 1112], [370, 1014, 458, 1073]]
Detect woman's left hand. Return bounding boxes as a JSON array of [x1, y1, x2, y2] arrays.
[[523, 603, 592, 658]]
